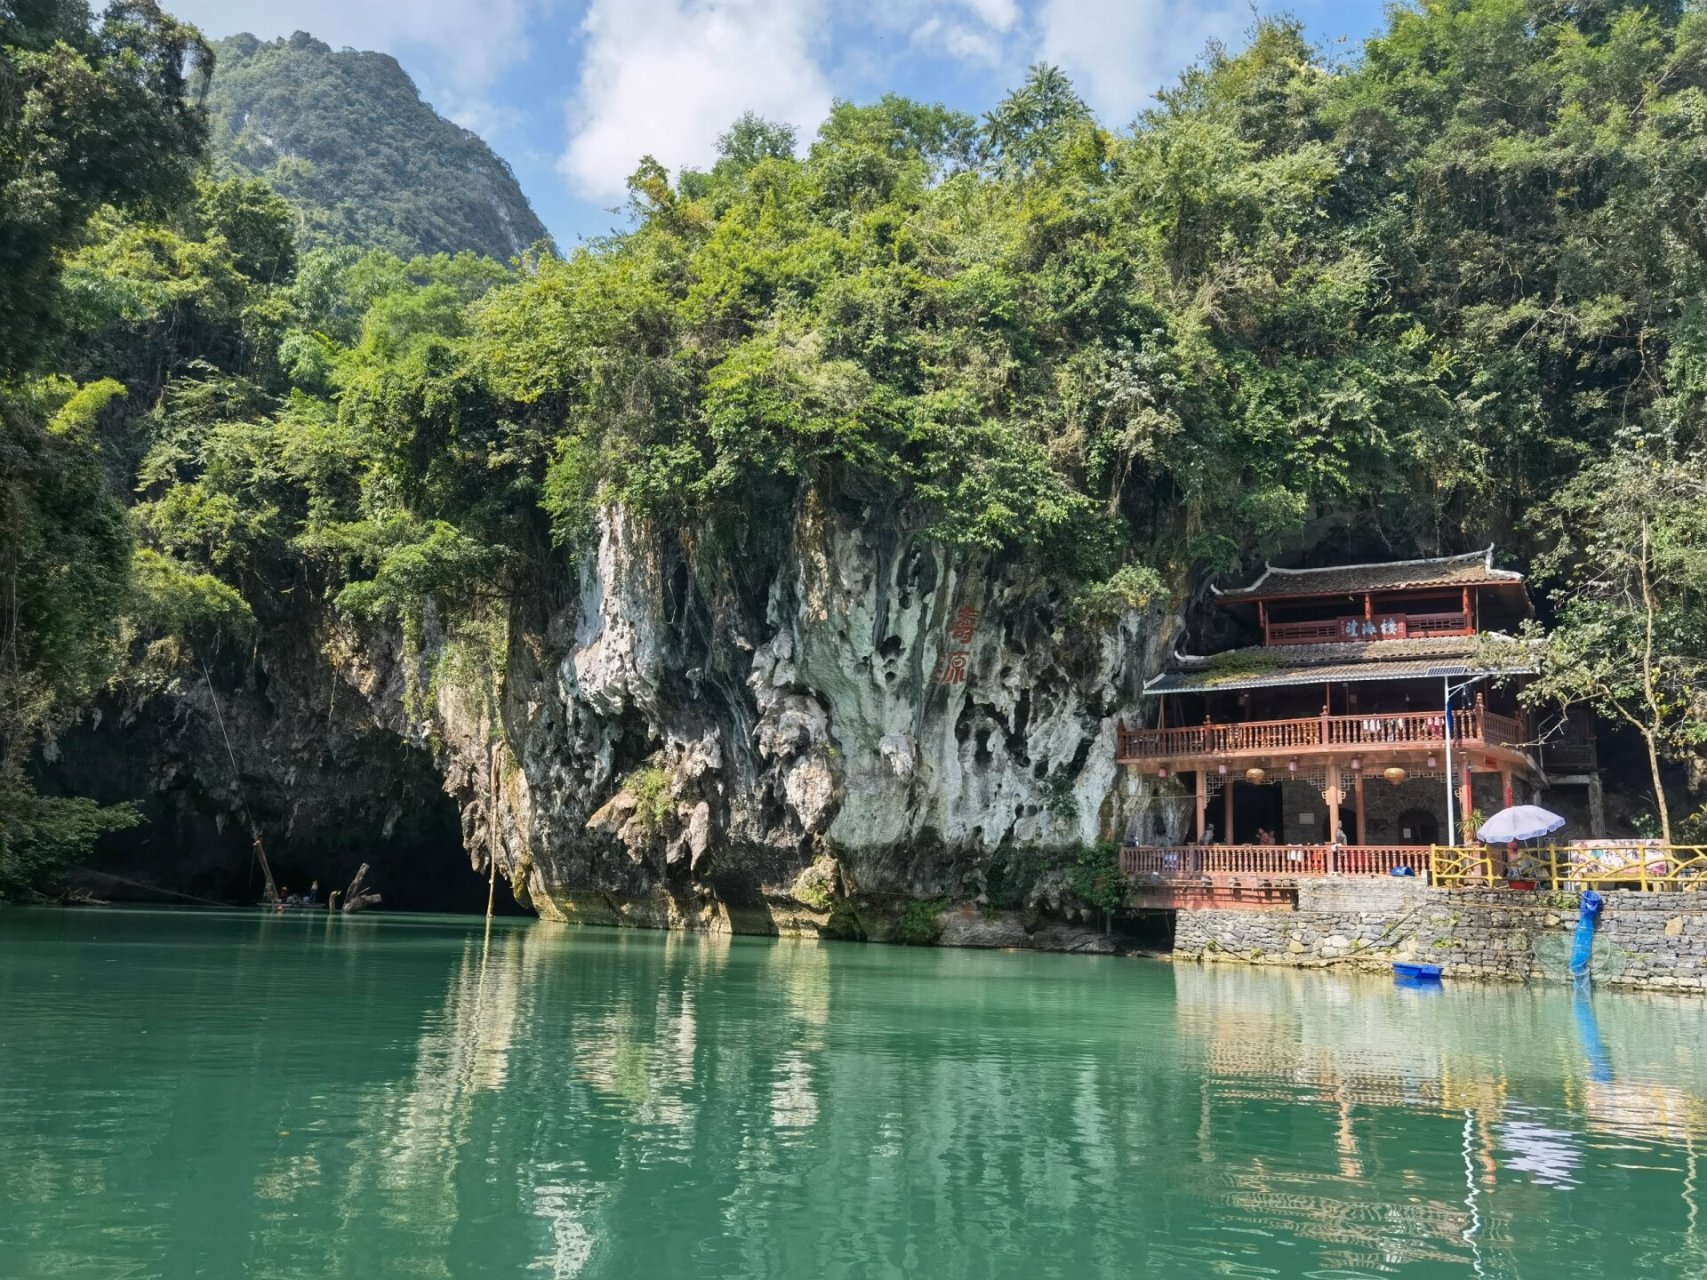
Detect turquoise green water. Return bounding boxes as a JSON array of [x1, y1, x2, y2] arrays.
[[3, 910, 1707, 1278]]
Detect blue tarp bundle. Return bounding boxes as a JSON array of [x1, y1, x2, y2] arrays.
[[1569, 889, 1604, 980]]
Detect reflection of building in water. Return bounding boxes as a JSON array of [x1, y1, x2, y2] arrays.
[[1174, 967, 1707, 1148], [1172, 965, 1707, 1269], [1219, 1172, 1472, 1269], [1582, 1080, 1707, 1145]]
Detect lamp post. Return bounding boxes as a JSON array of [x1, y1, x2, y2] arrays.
[[1442, 673, 1490, 847]]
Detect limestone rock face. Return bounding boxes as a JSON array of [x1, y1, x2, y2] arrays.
[[423, 501, 1168, 928], [64, 498, 1170, 933]]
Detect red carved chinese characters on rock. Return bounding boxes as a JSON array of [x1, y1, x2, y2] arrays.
[[935, 606, 980, 683]]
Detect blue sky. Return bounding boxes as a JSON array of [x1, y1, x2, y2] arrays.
[[169, 0, 1395, 249]]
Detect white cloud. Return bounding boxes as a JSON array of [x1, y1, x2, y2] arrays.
[[559, 0, 835, 201], [910, 16, 1002, 66], [167, 0, 542, 98], [860, 0, 1022, 73], [960, 0, 1020, 31], [1038, 0, 1244, 125]]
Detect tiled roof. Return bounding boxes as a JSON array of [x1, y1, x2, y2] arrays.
[[1143, 658, 1530, 695], [1212, 547, 1524, 603], [1171, 636, 1479, 672], [1145, 634, 1534, 694]]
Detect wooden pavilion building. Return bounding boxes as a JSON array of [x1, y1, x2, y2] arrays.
[[1118, 550, 1544, 885]]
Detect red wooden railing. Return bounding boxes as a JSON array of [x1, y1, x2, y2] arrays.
[[1325, 713, 1449, 747], [1118, 708, 1504, 761], [1407, 611, 1473, 637], [1266, 611, 1470, 646], [1266, 618, 1345, 644], [1120, 844, 1432, 880], [1481, 711, 1521, 749]]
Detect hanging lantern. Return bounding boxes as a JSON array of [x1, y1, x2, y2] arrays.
[[1350, 756, 1363, 772], [1288, 758, 1299, 774], [1157, 766, 1169, 780], [1383, 766, 1408, 785], [1217, 761, 1228, 776], [1426, 753, 1438, 769], [1245, 767, 1266, 785]]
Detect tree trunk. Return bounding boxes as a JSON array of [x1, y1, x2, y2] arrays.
[[1645, 729, 1672, 845]]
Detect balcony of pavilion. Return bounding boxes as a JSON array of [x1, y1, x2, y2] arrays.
[[1116, 550, 1541, 888]]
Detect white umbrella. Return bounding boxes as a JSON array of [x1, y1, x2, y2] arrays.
[[1477, 805, 1566, 843]]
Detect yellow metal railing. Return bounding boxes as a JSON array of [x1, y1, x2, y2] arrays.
[[1427, 844, 1707, 891]]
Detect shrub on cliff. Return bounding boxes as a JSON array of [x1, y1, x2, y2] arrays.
[[894, 899, 947, 946]]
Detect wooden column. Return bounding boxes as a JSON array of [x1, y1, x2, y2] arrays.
[[1195, 768, 1208, 843], [1354, 771, 1367, 845], [1460, 764, 1475, 836], [1327, 762, 1343, 850], [1259, 600, 1269, 645], [1500, 767, 1513, 809], [1223, 773, 1235, 844]]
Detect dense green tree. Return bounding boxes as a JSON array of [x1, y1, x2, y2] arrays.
[[0, 0, 211, 892], [1515, 445, 1707, 841], [130, 1, 1707, 635], [0, 0, 210, 367]]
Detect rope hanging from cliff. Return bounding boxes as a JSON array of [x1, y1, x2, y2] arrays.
[[485, 748, 500, 926], [199, 657, 278, 903]]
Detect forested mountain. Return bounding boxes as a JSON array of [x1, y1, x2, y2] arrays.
[[205, 31, 549, 261], [1, 0, 1703, 906]]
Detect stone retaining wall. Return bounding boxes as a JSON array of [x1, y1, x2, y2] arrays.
[[1173, 880, 1707, 991]]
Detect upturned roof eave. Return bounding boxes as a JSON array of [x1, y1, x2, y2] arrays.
[[1141, 661, 1536, 696], [1208, 546, 1525, 605]]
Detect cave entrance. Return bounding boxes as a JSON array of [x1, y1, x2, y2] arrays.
[[259, 821, 516, 915], [41, 712, 522, 915], [1112, 909, 1176, 953]]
